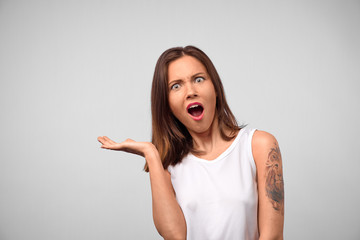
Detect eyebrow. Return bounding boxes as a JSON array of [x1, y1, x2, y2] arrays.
[[168, 72, 207, 86]]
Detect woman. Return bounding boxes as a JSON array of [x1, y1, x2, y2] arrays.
[[97, 46, 284, 240]]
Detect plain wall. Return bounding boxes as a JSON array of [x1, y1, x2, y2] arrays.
[[0, 0, 359, 239]]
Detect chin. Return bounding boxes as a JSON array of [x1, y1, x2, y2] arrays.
[[189, 122, 214, 134]]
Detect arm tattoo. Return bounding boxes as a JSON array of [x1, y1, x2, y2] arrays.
[[265, 142, 284, 215]]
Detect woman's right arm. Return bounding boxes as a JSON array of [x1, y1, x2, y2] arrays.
[[97, 137, 186, 240], [145, 147, 187, 240]]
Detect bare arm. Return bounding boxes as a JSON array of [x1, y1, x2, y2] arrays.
[[97, 136, 186, 240], [252, 131, 284, 240]]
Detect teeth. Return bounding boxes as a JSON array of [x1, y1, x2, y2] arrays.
[[189, 104, 199, 109]]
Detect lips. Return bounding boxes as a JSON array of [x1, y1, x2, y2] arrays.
[[187, 102, 204, 121]]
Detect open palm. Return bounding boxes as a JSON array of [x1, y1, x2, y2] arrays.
[[97, 136, 154, 158]]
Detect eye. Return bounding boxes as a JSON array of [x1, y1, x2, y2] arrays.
[[171, 83, 180, 90], [195, 76, 204, 83]]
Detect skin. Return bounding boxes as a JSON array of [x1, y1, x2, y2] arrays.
[[167, 55, 232, 157], [168, 55, 217, 138], [97, 137, 187, 240], [98, 55, 284, 239], [253, 131, 285, 239]]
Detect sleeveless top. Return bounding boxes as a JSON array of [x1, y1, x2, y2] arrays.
[[167, 127, 259, 240]]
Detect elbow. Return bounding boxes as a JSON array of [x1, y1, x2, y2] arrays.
[[160, 231, 186, 240], [158, 227, 186, 240], [259, 234, 283, 240], [163, 235, 186, 240]]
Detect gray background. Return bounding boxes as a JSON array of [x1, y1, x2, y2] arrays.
[[1, 0, 359, 239]]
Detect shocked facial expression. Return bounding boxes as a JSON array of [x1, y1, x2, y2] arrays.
[[167, 55, 217, 135]]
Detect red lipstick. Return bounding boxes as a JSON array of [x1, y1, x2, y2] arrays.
[[187, 102, 204, 121]]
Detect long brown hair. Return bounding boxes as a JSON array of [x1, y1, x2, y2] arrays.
[[144, 46, 246, 172]]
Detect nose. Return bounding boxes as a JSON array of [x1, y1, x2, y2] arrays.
[[186, 82, 198, 99]]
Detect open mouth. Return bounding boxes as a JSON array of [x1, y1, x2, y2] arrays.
[[187, 103, 204, 120]]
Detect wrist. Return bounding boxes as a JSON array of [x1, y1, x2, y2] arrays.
[[143, 143, 155, 155], [144, 144, 160, 163]]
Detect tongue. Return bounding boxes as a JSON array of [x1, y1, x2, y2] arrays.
[[188, 106, 203, 117]]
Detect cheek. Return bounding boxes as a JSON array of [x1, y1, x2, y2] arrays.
[[168, 101, 176, 116], [168, 94, 183, 117], [207, 89, 217, 111], [168, 93, 176, 108]]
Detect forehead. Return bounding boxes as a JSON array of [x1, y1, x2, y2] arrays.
[[168, 55, 207, 81]]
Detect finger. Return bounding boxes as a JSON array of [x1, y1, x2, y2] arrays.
[[100, 140, 123, 150], [124, 138, 135, 143], [97, 136, 109, 145], [101, 144, 111, 149], [97, 136, 105, 144], [100, 142, 118, 149], [99, 136, 115, 146], [103, 136, 117, 144]]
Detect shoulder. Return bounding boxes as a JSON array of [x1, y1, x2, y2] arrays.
[[252, 130, 278, 148], [251, 130, 281, 165]]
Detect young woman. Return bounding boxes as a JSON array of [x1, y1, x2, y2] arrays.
[[97, 46, 284, 240]]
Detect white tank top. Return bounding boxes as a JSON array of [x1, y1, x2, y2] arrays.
[[168, 127, 259, 240]]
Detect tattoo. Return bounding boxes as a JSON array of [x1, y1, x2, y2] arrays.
[[265, 142, 284, 215]]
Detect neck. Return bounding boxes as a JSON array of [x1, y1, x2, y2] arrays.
[[189, 118, 230, 155]]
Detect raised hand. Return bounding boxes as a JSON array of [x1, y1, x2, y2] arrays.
[[97, 136, 155, 158]]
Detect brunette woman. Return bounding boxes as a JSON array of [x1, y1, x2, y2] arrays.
[[97, 46, 284, 240]]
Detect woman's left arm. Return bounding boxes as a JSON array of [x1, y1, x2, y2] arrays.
[[252, 130, 284, 240]]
